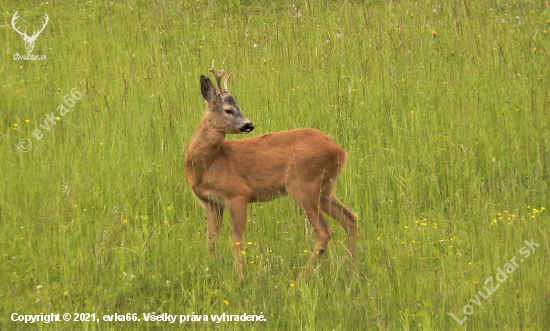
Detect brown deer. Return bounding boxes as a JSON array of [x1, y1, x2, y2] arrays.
[[185, 60, 357, 280]]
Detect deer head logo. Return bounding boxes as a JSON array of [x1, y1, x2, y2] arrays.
[[11, 11, 49, 54]]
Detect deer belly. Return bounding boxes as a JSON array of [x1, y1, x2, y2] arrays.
[[193, 187, 229, 206], [248, 187, 287, 203]]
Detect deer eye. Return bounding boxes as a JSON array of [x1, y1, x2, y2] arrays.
[[224, 109, 234, 115]]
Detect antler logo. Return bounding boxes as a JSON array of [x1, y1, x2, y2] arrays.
[[12, 11, 49, 54]]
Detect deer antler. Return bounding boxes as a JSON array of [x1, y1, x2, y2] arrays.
[[11, 11, 27, 38], [208, 60, 232, 94], [31, 13, 49, 39]]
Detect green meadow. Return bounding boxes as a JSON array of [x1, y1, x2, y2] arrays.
[[1, 0, 549, 329]]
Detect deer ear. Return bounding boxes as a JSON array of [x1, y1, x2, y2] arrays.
[[200, 75, 216, 102]]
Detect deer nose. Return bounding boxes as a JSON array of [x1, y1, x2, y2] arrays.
[[240, 122, 254, 133]]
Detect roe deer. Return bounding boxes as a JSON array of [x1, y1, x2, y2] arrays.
[[185, 60, 357, 280]]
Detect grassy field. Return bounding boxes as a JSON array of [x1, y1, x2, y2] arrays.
[[1, 0, 549, 329]]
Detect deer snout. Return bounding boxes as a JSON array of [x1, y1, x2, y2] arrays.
[[240, 122, 254, 133]]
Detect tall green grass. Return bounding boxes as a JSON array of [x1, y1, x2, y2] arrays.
[[1, 0, 549, 329]]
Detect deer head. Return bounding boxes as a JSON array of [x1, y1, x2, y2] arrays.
[[12, 11, 49, 54], [200, 60, 254, 134]]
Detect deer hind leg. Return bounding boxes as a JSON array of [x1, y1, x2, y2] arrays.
[[227, 197, 248, 282], [298, 202, 333, 284], [302, 203, 332, 263], [288, 184, 332, 277], [320, 193, 358, 270], [201, 199, 224, 257]]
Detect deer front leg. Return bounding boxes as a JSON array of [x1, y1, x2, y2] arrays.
[[200, 199, 224, 257], [228, 197, 248, 282]]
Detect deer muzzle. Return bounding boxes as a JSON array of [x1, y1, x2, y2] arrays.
[[240, 122, 254, 133]]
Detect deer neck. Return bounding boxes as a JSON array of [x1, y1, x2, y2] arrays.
[[185, 112, 226, 174]]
